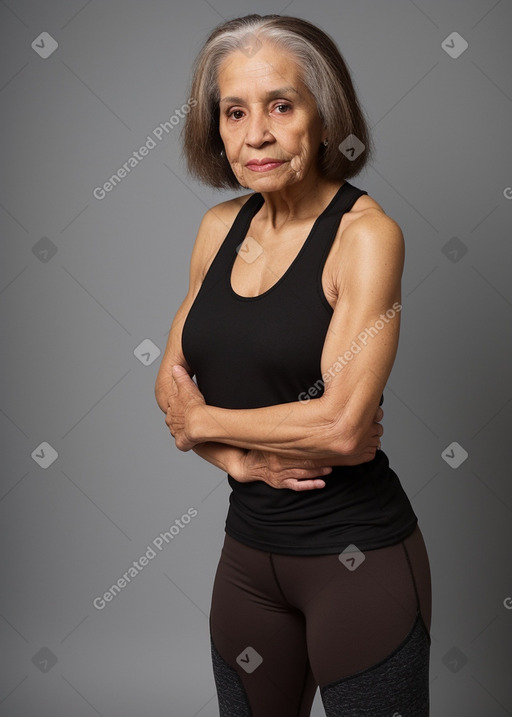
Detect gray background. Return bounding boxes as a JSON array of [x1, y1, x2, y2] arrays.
[[1, 0, 511, 715]]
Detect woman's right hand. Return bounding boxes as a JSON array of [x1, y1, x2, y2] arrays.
[[231, 450, 332, 491]]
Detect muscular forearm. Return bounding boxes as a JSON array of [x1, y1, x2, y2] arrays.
[[163, 366, 380, 462], [189, 396, 361, 458]]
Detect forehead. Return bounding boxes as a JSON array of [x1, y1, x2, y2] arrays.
[[217, 41, 306, 97]]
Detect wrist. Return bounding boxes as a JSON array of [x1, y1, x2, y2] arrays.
[[186, 403, 203, 445], [191, 403, 227, 445], [188, 402, 219, 445]]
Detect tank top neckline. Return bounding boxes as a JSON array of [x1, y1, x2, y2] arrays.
[[228, 180, 349, 302]]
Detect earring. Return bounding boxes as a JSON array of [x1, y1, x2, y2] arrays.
[[220, 149, 225, 158], [323, 138, 329, 147]]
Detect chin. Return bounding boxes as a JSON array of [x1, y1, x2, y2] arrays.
[[242, 173, 296, 193]]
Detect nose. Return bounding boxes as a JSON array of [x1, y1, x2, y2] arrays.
[[244, 107, 274, 147]]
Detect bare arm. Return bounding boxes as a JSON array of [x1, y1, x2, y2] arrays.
[[170, 212, 403, 461]]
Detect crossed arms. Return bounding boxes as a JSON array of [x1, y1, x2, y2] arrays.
[[155, 204, 404, 491]]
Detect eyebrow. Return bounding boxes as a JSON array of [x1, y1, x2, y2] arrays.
[[219, 86, 300, 105]]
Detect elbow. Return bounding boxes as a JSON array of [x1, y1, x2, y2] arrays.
[[326, 422, 361, 456], [154, 380, 169, 413], [325, 414, 379, 461], [321, 402, 368, 456], [318, 387, 381, 456]]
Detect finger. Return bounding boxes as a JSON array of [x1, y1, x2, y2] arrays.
[[171, 365, 201, 397], [370, 422, 383, 437], [372, 423, 383, 437], [375, 406, 384, 422], [289, 478, 327, 491], [170, 366, 192, 395], [172, 365, 190, 380]]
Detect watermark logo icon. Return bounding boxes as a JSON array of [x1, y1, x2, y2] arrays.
[[442, 237, 468, 263], [338, 134, 365, 162], [236, 236, 263, 264], [442, 32, 468, 59], [442, 646, 468, 672], [32, 442, 58, 469], [239, 32, 262, 58], [237, 646, 263, 673], [32, 647, 58, 673], [339, 544, 365, 571], [442, 441, 468, 469], [134, 339, 161, 366], [32, 237, 58, 263], [31, 32, 58, 59]]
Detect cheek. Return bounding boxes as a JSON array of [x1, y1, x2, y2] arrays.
[[280, 130, 318, 162], [222, 133, 245, 166], [220, 120, 242, 141], [228, 159, 246, 184], [290, 136, 316, 168]]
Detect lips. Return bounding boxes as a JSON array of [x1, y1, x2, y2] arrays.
[[245, 158, 286, 172]]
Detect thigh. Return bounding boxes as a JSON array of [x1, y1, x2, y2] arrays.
[[315, 527, 431, 715], [319, 612, 430, 717], [209, 533, 318, 717], [272, 524, 431, 687]]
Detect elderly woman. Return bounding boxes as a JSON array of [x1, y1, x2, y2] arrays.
[[155, 14, 432, 717]]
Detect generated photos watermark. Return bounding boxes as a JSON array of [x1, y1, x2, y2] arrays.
[[298, 302, 402, 403], [92, 98, 197, 200], [93, 507, 198, 610]]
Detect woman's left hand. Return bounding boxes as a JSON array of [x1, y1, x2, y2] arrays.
[[165, 365, 205, 451]]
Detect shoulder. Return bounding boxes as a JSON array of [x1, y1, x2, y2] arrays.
[[338, 193, 404, 268], [325, 193, 404, 303], [343, 192, 403, 241], [192, 193, 255, 281]]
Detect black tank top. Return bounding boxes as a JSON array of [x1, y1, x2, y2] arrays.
[[182, 180, 417, 555]]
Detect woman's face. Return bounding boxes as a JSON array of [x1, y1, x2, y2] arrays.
[[217, 40, 326, 192]]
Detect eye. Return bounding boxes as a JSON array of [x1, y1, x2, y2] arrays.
[[274, 103, 291, 114], [226, 109, 244, 120]]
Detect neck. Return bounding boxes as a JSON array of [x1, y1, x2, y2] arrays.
[[254, 173, 345, 231]]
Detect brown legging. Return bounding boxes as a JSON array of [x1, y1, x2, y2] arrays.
[[209, 523, 432, 716]]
